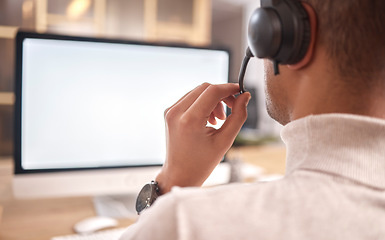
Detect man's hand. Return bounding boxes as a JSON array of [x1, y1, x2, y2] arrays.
[[156, 83, 251, 194]]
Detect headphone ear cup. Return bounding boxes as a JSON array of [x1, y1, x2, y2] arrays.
[[248, 8, 282, 59], [247, 0, 311, 64], [293, 17, 311, 63], [286, 0, 311, 64]]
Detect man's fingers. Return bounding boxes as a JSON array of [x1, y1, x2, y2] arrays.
[[208, 93, 236, 124], [222, 95, 236, 109], [218, 92, 251, 141], [164, 82, 211, 118], [212, 102, 226, 120], [208, 112, 217, 125], [186, 84, 240, 122]]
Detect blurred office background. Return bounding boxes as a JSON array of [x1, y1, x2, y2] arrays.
[[0, 0, 282, 157]]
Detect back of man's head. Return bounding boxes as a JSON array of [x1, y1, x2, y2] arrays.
[[302, 0, 385, 84]]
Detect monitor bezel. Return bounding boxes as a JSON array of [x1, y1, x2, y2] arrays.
[[14, 31, 230, 175]]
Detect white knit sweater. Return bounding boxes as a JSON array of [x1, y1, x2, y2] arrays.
[[120, 114, 385, 240]]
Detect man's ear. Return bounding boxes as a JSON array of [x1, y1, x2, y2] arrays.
[[288, 3, 317, 70]]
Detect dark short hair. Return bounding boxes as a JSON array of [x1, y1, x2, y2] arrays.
[[302, 0, 385, 82]]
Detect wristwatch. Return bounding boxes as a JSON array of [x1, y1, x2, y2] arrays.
[[135, 181, 161, 215]]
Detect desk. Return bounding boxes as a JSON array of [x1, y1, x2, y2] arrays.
[[0, 145, 286, 240], [0, 160, 136, 240]]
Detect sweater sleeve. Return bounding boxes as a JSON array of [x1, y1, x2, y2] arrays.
[[119, 192, 179, 240]]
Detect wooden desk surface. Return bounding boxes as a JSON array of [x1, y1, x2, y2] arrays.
[[228, 145, 286, 175], [0, 159, 136, 240], [0, 196, 135, 240], [0, 145, 286, 240]]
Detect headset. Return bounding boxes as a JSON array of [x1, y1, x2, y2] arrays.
[[239, 0, 311, 93]]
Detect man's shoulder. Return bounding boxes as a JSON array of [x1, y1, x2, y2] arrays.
[[167, 168, 374, 223], [169, 169, 331, 203], [121, 170, 384, 240]]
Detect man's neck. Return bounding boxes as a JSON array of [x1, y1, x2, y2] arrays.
[[290, 68, 385, 121]]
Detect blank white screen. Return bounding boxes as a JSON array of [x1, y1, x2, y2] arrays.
[[21, 38, 229, 170]]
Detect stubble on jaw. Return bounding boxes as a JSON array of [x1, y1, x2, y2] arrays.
[[263, 61, 291, 126], [265, 88, 291, 126]]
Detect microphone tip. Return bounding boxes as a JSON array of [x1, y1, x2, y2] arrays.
[[246, 47, 254, 58]]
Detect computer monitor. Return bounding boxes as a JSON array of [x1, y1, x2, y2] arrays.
[[13, 31, 230, 201]]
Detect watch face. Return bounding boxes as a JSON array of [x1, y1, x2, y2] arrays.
[[136, 184, 152, 214]]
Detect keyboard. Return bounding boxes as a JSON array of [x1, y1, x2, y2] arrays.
[[51, 228, 126, 240]]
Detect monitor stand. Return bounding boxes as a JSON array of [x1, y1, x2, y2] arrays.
[[93, 193, 138, 219]]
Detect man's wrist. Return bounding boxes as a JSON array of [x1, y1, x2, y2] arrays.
[[155, 170, 205, 195], [155, 173, 173, 195]]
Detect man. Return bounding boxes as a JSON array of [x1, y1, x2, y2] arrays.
[[121, 0, 385, 239]]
